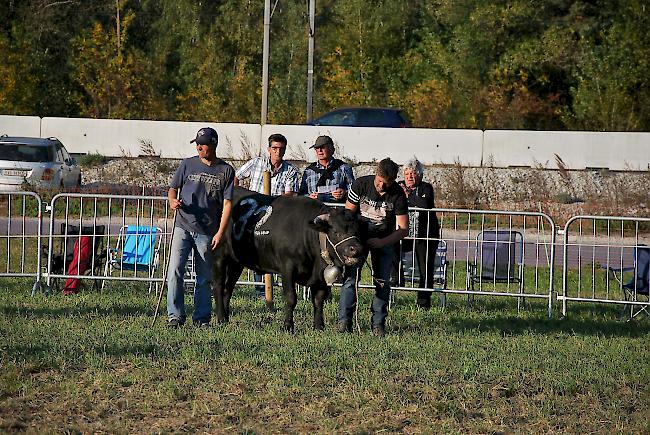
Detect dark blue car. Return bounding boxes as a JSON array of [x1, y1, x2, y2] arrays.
[[307, 107, 411, 128]]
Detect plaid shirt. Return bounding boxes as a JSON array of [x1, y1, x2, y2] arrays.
[[235, 156, 300, 196], [299, 159, 355, 200]]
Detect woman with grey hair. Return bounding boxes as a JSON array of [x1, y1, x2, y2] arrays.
[[395, 157, 440, 309]]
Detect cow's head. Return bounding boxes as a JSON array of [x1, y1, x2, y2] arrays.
[[309, 207, 365, 267]]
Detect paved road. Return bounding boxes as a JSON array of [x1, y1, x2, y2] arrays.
[[436, 238, 635, 269]]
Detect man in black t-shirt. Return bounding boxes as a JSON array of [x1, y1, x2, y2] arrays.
[[338, 158, 409, 337]]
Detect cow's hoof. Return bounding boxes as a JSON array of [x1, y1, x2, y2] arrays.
[[313, 322, 325, 331], [283, 323, 295, 334]]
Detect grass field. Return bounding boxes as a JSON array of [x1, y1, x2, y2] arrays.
[[1, 278, 648, 433]]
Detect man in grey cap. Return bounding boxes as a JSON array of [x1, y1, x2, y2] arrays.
[[299, 135, 355, 203], [166, 127, 235, 328]]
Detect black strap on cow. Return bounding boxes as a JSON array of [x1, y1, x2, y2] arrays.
[[306, 159, 344, 187]]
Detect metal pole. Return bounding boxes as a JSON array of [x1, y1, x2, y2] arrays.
[[261, 0, 271, 126], [151, 211, 177, 327], [306, 0, 315, 121], [263, 171, 273, 309]]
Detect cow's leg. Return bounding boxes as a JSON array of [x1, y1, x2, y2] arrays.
[[223, 260, 243, 323], [212, 254, 228, 324], [310, 282, 329, 331], [281, 277, 297, 333]]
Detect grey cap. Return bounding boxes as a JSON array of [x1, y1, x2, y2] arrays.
[[310, 135, 334, 149]]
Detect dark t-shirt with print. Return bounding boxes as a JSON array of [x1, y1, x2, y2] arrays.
[[347, 175, 408, 238], [170, 156, 235, 235]]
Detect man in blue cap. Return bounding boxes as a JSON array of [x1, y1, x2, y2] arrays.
[[166, 127, 235, 328]]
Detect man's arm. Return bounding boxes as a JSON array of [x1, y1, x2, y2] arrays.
[[298, 169, 312, 197], [368, 214, 409, 249], [332, 164, 355, 202], [234, 158, 253, 185], [168, 187, 182, 210], [282, 165, 300, 197], [345, 200, 358, 213], [211, 199, 232, 250]]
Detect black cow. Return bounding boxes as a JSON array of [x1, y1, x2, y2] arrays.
[[213, 187, 365, 331]]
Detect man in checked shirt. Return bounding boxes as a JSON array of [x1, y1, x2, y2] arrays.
[[234, 133, 300, 299], [299, 135, 355, 203], [234, 133, 300, 197]]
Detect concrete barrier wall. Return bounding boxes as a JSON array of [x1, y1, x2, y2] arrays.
[[2, 115, 649, 170], [0, 115, 41, 137], [483, 130, 650, 171], [261, 124, 483, 166], [40, 117, 261, 159]]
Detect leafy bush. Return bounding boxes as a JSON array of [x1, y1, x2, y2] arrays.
[[77, 153, 108, 168]]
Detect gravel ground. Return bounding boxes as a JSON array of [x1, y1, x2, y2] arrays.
[[81, 157, 650, 223]]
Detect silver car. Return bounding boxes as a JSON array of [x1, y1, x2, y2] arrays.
[[0, 136, 81, 191]]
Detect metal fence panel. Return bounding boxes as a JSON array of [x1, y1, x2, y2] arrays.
[[6, 190, 648, 322], [560, 215, 650, 318], [0, 191, 43, 295], [44, 193, 173, 293], [364, 207, 557, 317]]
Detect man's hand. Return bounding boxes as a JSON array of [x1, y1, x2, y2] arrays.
[[332, 188, 345, 200], [309, 192, 319, 199], [169, 198, 183, 210], [211, 231, 224, 250], [367, 237, 384, 249]]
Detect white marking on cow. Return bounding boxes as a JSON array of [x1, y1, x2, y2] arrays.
[[254, 206, 273, 230], [233, 198, 271, 241]]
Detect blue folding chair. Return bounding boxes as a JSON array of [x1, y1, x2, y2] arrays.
[[102, 225, 162, 292], [604, 246, 650, 321]]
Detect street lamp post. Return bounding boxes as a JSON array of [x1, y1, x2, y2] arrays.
[[306, 0, 315, 122]]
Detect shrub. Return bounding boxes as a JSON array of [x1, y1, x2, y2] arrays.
[[77, 153, 108, 167]]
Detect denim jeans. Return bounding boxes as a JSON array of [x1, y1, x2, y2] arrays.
[[338, 244, 394, 328], [253, 272, 279, 298], [167, 226, 214, 324]]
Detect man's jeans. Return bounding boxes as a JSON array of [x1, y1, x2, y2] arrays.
[[167, 227, 214, 324], [338, 244, 394, 328], [254, 272, 277, 298]]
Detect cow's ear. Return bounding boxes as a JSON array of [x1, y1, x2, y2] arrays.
[[309, 213, 331, 232]]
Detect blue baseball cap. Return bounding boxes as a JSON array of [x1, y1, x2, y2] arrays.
[[191, 127, 218, 146]]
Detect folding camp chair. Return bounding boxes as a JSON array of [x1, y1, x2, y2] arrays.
[[604, 246, 650, 321], [467, 230, 524, 309], [102, 225, 162, 292], [47, 223, 107, 293], [401, 240, 449, 288], [399, 240, 449, 307]]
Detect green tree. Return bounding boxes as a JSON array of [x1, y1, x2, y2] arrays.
[[567, 1, 650, 131], [71, 5, 162, 119], [0, 30, 38, 115]]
